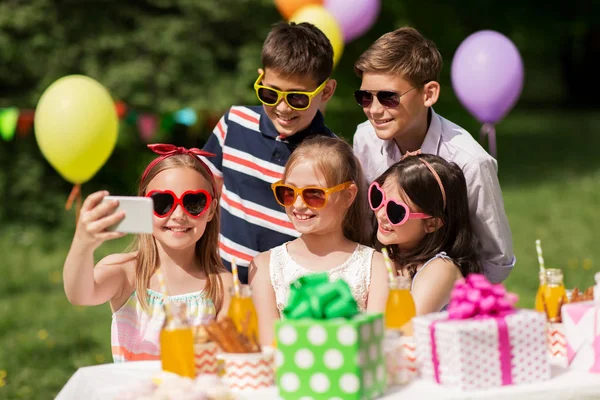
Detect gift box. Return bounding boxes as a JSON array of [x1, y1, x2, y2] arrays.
[[194, 341, 219, 375], [413, 274, 551, 391], [546, 323, 567, 366], [384, 333, 417, 385], [275, 274, 386, 400], [218, 349, 275, 391], [562, 301, 600, 373]]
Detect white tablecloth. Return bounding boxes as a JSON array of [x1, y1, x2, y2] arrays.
[[55, 361, 600, 400]]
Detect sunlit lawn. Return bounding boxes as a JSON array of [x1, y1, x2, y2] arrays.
[[0, 109, 599, 399]]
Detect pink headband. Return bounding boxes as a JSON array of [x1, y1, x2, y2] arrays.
[[142, 144, 216, 193], [401, 149, 447, 210]]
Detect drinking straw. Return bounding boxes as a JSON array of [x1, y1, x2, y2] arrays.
[[381, 247, 396, 284], [231, 257, 241, 297], [156, 268, 169, 297], [155, 268, 172, 317], [535, 239, 546, 274]]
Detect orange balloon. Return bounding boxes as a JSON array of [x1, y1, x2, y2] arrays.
[[275, 0, 324, 20]]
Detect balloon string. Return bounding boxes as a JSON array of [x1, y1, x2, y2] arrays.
[[479, 123, 497, 158], [65, 184, 82, 223]]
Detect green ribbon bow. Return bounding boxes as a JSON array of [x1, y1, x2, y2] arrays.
[[282, 273, 359, 320]]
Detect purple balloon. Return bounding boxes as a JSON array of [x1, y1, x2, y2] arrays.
[[451, 30, 524, 124], [324, 0, 381, 43]]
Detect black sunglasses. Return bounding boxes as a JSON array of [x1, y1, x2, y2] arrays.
[[354, 87, 417, 108]]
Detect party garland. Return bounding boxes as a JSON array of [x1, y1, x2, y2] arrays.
[[0, 103, 219, 142]]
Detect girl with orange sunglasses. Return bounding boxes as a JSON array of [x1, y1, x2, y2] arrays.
[[249, 136, 389, 346]]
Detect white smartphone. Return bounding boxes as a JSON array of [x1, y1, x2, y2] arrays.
[[102, 196, 154, 234]]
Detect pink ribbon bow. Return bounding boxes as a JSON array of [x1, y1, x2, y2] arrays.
[[447, 273, 518, 320], [142, 144, 216, 189], [430, 274, 519, 386], [400, 149, 422, 160]]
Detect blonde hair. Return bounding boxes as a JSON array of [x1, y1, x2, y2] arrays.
[[130, 154, 226, 313], [283, 136, 373, 246], [354, 27, 443, 86]]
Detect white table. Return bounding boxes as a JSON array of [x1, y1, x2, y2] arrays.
[[55, 361, 600, 400]]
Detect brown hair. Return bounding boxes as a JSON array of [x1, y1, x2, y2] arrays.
[[130, 155, 226, 313], [283, 136, 373, 246], [374, 154, 480, 278], [354, 27, 443, 86], [262, 21, 333, 84]]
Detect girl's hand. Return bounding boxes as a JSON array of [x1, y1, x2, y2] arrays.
[[74, 191, 126, 249]]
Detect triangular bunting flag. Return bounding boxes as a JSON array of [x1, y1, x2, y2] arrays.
[[0, 107, 19, 141]]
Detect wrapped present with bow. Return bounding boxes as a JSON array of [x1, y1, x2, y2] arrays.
[[413, 274, 550, 391], [275, 273, 386, 400], [561, 272, 600, 373]]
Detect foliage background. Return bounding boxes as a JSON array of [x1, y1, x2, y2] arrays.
[[0, 0, 599, 398]]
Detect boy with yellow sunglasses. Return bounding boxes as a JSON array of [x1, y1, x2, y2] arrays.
[[201, 21, 337, 284]]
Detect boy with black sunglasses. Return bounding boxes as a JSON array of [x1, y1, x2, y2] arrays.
[[201, 22, 337, 283], [353, 27, 515, 284]]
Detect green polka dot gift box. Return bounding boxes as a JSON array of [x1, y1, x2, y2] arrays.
[[274, 273, 386, 400]]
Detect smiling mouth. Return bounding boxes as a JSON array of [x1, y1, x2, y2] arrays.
[[378, 224, 393, 233], [374, 118, 393, 124], [293, 212, 315, 221], [276, 113, 298, 122], [165, 227, 191, 233]]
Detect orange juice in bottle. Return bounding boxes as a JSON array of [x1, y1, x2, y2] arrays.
[[160, 302, 195, 378], [385, 275, 416, 330], [228, 285, 259, 342], [543, 268, 567, 321], [534, 270, 546, 313]]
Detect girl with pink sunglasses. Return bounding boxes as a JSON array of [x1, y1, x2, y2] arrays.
[[370, 153, 481, 315], [62, 144, 233, 362]]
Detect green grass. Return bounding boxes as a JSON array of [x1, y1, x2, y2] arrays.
[[0, 227, 129, 399], [1, 109, 599, 399], [498, 110, 600, 303]]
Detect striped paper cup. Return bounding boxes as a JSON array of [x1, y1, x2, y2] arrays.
[[194, 341, 219, 376], [217, 348, 275, 391]]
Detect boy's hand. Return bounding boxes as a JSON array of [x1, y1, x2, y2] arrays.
[[75, 190, 126, 249]]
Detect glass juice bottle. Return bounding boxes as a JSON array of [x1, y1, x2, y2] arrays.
[[385, 275, 416, 330], [534, 270, 546, 313], [160, 302, 195, 378], [543, 268, 567, 321], [228, 285, 259, 342]]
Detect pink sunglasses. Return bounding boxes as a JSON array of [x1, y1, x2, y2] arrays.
[[368, 182, 431, 226]]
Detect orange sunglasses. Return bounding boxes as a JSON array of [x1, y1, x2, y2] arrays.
[[271, 180, 353, 210]]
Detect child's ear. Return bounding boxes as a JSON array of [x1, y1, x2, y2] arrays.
[[423, 217, 443, 233], [344, 182, 358, 208], [423, 81, 440, 108], [207, 198, 218, 222], [321, 79, 337, 103]]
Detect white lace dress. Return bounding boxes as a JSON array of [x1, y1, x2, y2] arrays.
[[269, 242, 375, 315]]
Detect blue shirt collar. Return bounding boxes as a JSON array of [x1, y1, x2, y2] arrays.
[[257, 106, 333, 146]]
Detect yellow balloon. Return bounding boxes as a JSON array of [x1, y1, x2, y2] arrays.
[[34, 75, 118, 185], [290, 5, 344, 67]]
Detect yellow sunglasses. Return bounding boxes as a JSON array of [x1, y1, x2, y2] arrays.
[[271, 180, 352, 209], [254, 72, 329, 111]]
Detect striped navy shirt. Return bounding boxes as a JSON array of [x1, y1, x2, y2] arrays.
[[201, 105, 334, 283]]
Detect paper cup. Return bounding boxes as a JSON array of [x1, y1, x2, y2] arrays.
[[194, 342, 219, 375], [385, 333, 418, 385], [546, 322, 567, 367], [217, 349, 275, 391]]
